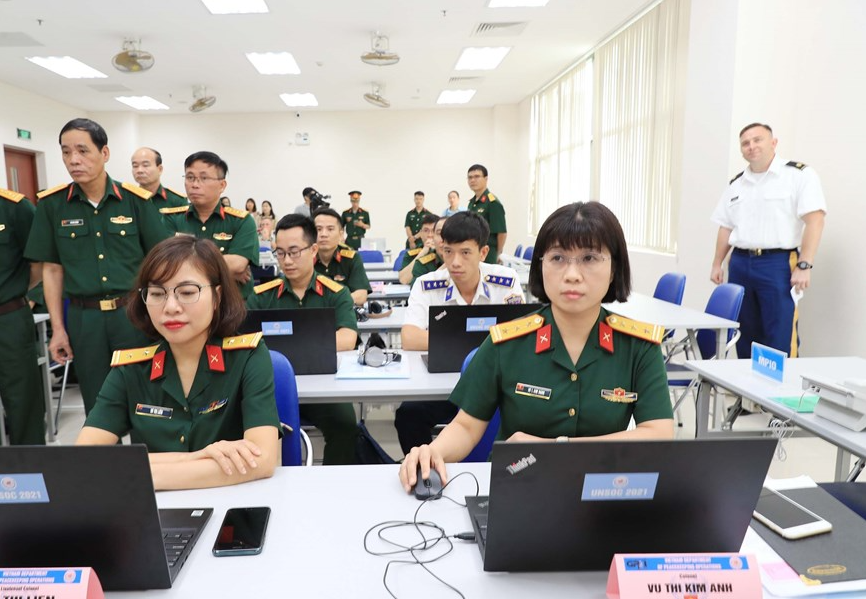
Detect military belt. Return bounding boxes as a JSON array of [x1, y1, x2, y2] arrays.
[[732, 247, 796, 257], [0, 297, 26, 316], [69, 295, 132, 311]]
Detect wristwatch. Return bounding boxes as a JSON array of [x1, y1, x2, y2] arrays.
[[796, 261, 813, 270], [555, 436, 569, 443]]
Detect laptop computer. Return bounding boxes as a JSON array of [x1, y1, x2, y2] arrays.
[[466, 437, 777, 572], [423, 303, 542, 372], [242, 307, 337, 375], [0, 445, 212, 590]]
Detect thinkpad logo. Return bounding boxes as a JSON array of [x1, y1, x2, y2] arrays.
[[506, 453, 536, 475]]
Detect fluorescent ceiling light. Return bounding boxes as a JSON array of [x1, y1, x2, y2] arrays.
[[201, 0, 268, 14], [488, 0, 549, 6], [437, 90, 477, 105], [115, 96, 170, 110], [25, 56, 107, 79], [246, 52, 300, 75], [280, 93, 318, 107], [454, 47, 511, 71]]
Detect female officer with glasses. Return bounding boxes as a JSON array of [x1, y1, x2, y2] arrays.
[[400, 202, 674, 492], [76, 236, 280, 490]]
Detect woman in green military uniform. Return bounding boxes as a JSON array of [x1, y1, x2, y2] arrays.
[[77, 236, 280, 490], [400, 202, 674, 491]]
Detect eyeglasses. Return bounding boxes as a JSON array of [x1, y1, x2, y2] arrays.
[[272, 245, 312, 261], [541, 252, 611, 272], [183, 174, 224, 185], [140, 283, 213, 305]]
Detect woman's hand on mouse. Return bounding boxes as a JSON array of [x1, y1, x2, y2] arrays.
[[399, 444, 448, 492]]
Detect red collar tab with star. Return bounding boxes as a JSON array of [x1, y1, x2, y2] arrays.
[[599, 321, 614, 353], [150, 350, 167, 381], [535, 324, 552, 354], [206, 345, 225, 372]]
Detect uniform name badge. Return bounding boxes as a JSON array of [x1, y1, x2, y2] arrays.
[[61, 219, 84, 227], [198, 397, 228, 415], [515, 382, 552, 400], [135, 403, 173, 419]]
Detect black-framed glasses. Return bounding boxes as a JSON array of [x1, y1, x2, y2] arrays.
[[273, 245, 312, 261], [140, 283, 213, 305], [183, 174, 224, 185]]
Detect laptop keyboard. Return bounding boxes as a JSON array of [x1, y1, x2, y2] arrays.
[[162, 528, 197, 570]]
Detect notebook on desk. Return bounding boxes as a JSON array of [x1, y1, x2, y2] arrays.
[[242, 307, 337, 374], [465, 438, 777, 572], [423, 303, 541, 372], [0, 445, 212, 590]]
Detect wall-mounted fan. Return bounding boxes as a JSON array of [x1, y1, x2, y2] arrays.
[[189, 85, 216, 113], [363, 83, 390, 108], [112, 39, 155, 73]]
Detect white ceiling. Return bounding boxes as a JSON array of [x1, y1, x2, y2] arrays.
[[0, 0, 651, 114]]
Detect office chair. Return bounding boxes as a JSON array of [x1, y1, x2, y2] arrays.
[[666, 283, 744, 425], [652, 272, 687, 353], [522, 245, 534, 261], [459, 348, 502, 463], [514, 244, 523, 259], [270, 350, 313, 466], [393, 249, 408, 271], [359, 249, 384, 263]]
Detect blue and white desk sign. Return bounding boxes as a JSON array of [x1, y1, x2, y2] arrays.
[[0, 473, 49, 503], [0, 567, 105, 599], [751, 342, 786, 383], [581, 473, 659, 501]]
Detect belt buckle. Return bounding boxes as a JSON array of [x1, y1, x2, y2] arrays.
[[754, 249, 763, 256], [99, 298, 117, 311]]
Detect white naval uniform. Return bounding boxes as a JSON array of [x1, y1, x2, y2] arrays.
[[403, 262, 526, 330]]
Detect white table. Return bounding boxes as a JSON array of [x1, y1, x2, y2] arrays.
[[296, 351, 459, 405], [369, 284, 411, 301], [500, 252, 531, 268], [357, 305, 405, 332], [364, 262, 394, 272], [365, 269, 400, 283], [687, 357, 866, 481], [112, 463, 610, 599]]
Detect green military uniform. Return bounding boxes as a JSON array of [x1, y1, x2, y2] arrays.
[[410, 251, 444, 286], [152, 184, 188, 223], [24, 176, 170, 414], [467, 189, 507, 264], [341, 207, 370, 250], [314, 244, 372, 296], [0, 189, 45, 444], [247, 274, 358, 464], [84, 334, 280, 452], [163, 204, 259, 299], [453, 306, 672, 440], [404, 208, 434, 249]]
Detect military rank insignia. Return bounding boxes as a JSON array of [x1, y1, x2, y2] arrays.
[[212, 232, 233, 241], [601, 388, 638, 403], [422, 279, 448, 291]]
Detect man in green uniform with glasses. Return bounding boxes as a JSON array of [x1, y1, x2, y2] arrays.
[[24, 118, 170, 414], [467, 163, 507, 264]]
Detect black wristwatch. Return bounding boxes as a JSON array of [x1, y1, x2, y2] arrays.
[[796, 261, 813, 270]]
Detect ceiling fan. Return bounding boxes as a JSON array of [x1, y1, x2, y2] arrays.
[[189, 85, 216, 113], [112, 39, 155, 73], [360, 33, 400, 66], [363, 83, 390, 108]]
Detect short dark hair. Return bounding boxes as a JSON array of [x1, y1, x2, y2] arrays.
[[421, 213, 440, 227], [147, 147, 163, 166], [184, 151, 228, 178], [739, 123, 773, 138], [128, 236, 245, 339], [275, 213, 316, 245], [245, 198, 256, 211], [529, 202, 631, 304], [414, 191, 425, 198], [312, 207, 343, 229], [441, 211, 489, 248], [348, 190, 361, 196], [302, 187, 315, 199], [448, 190, 460, 197], [59, 118, 108, 150], [467, 164, 488, 177]]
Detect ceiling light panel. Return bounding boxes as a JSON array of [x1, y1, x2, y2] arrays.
[[437, 90, 477, 105], [246, 52, 300, 74], [487, 0, 549, 7], [201, 0, 268, 14], [25, 56, 108, 79], [280, 93, 318, 107], [115, 96, 170, 110], [454, 47, 511, 71]]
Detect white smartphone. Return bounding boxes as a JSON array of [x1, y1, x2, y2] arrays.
[[753, 487, 832, 539]]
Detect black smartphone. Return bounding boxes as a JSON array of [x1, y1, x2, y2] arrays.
[[212, 507, 271, 557]]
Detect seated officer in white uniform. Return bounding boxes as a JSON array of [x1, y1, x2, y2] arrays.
[[396, 211, 525, 453]]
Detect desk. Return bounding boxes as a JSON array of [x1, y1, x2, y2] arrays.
[[369, 284, 411, 301], [500, 252, 530, 268], [364, 261, 393, 272], [296, 351, 460, 405], [688, 357, 866, 481], [365, 270, 400, 283], [114, 463, 610, 599]]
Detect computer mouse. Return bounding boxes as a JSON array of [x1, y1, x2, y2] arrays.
[[414, 467, 443, 500]]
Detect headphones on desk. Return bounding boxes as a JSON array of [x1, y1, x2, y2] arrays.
[[354, 300, 392, 322], [358, 332, 402, 368]]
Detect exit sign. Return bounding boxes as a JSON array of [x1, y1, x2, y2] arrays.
[[17, 128, 31, 141]]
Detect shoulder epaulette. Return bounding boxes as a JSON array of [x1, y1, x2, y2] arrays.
[[254, 278, 283, 295], [110, 344, 161, 367], [605, 314, 664, 345], [729, 171, 744, 185], [419, 253, 437, 264], [37, 183, 70, 200], [164, 186, 186, 198], [490, 314, 545, 344], [339, 248, 356, 259], [223, 206, 248, 219], [408, 248, 422, 256], [160, 205, 190, 215], [422, 279, 448, 291], [488, 193, 498, 202], [484, 273, 514, 287], [121, 181, 153, 200], [0, 188, 25, 203], [786, 161, 807, 170], [317, 274, 344, 293], [222, 332, 262, 350]]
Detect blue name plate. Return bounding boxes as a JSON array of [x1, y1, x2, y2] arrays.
[[581, 473, 659, 501], [0, 473, 50, 504], [751, 342, 785, 382], [262, 321, 293, 336], [0, 568, 83, 584], [466, 317, 497, 333], [622, 555, 752, 571]]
